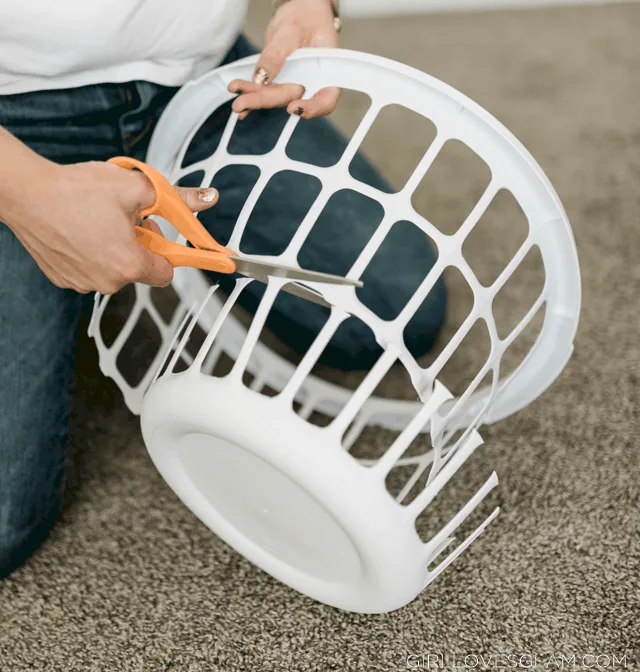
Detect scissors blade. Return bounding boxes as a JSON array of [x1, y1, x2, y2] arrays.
[[229, 264, 327, 308], [230, 256, 363, 288], [256, 274, 333, 308]]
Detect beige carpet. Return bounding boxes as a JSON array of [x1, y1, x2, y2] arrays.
[[1, 2, 639, 670]]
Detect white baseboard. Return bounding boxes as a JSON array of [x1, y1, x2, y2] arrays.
[[341, 0, 636, 18]]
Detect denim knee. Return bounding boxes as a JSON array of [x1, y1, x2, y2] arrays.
[[0, 227, 80, 579], [0, 499, 61, 580]]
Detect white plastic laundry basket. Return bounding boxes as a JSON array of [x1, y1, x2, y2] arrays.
[[89, 49, 580, 613]]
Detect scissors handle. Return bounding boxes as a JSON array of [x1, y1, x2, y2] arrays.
[[108, 156, 237, 273], [134, 226, 237, 273]]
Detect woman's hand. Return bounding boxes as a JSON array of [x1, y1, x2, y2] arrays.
[[0, 129, 218, 295], [228, 0, 340, 120]]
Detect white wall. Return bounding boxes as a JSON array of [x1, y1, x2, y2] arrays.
[[342, 0, 637, 18]]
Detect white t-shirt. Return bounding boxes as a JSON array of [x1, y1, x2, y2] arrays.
[[0, 0, 248, 95]]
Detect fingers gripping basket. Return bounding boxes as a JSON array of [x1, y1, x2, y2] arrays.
[[89, 49, 580, 613]]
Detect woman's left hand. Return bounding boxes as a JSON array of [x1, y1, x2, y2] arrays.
[[227, 0, 340, 120]]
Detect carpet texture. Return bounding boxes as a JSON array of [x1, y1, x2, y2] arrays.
[[1, 2, 639, 670]]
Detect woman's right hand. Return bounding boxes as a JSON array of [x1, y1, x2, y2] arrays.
[[0, 137, 218, 295]]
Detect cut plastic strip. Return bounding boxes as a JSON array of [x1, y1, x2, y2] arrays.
[[193, 278, 253, 371], [372, 381, 452, 477], [87, 292, 105, 338], [425, 505, 500, 585], [423, 471, 499, 558], [424, 535, 458, 568], [164, 300, 201, 375], [405, 429, 485, 519], [436, 371, 498, 467], [229, 278, 285, 381], [167, 286, 217, 375], [394, 411, 449, 503]]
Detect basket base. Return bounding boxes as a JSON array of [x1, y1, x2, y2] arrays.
[[141, 373, 439, 613], [178, 431, 362, 584]]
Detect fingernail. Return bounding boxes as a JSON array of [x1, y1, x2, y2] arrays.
[[253, 67, 269, 85], [197, 187, 218, 203], [292, 107, 304, 116]]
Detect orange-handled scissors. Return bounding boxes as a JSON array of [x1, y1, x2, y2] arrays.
[[107, 156, 362, 307]]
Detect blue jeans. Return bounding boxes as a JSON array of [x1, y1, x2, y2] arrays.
[[0, 36, 445, 577]]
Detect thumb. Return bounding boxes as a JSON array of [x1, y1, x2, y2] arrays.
[[174, 185, 219, 213]]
